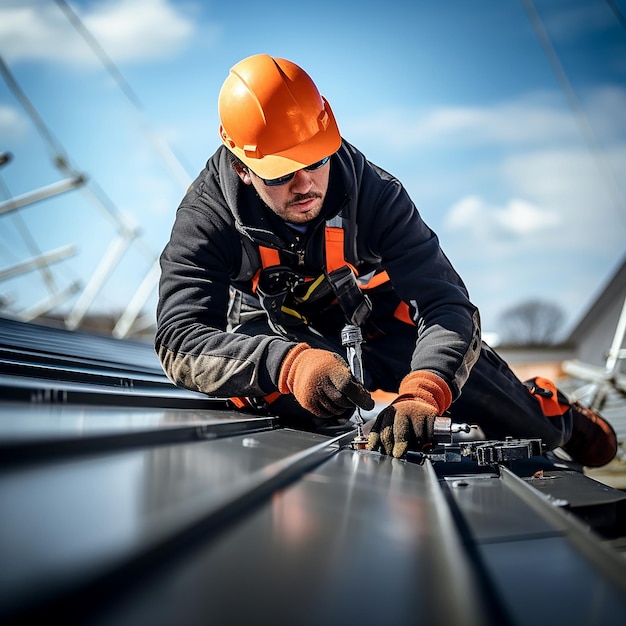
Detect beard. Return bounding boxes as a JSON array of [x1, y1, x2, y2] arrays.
[[269, 192, 324, 224]]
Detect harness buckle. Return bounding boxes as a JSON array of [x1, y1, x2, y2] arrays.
[[326, 265, 372, 327]]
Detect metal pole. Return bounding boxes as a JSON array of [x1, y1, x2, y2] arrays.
[[65, 231, 137, 330], [17, 281, 82, 321], [113, 259, 160, 338], [605, 294, 626, 375], [0, 176, 86, 216], [0, 245, 77, 281]]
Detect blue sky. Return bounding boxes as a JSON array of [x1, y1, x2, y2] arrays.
[[0, 0, 625, 341]]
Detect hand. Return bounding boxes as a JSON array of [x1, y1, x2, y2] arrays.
[[278, 344, 374, 417], [367, 371, 452, 458]]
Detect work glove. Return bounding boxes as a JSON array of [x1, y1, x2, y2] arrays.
[[278, 343, 374, 417], [367, 371, 452, 458]]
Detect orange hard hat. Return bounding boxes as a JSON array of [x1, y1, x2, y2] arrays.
[[218, 54, 341, 180]]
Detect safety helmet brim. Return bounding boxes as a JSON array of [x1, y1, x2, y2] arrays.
[[218, 54, 342, 180], [220, 96, 341, 180]]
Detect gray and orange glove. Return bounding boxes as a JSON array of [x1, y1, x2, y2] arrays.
[[367, 371, 452, 458], [278, 343, 374, 417]]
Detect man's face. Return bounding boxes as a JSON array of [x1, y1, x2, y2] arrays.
[[236, 160, 330, 224]]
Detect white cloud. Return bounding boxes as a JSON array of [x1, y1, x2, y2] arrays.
[[0, 105, 27, 139], [444, 195, 484, 230], [444, 195, 560, 238], [493, 198, 560, 234], [504, 149, 598, 207], [439, 133, 626, 332], [350, 85, 626, 264], [501, 145, 626, 244], [442, 141, 626, 264], [83, 0, 196, 62], [418, 97, 577, 146], [344, 86, 626, 153], [344, 91, 583, 149], [0, 0, 199, 65]]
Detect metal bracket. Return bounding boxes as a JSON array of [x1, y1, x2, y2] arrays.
[[417, 437, 544, 466]]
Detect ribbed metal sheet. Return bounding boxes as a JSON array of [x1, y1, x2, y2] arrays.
[[1, 317, 625, 626]]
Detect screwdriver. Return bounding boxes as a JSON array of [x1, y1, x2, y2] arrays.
[[341, 324, 369, 449]]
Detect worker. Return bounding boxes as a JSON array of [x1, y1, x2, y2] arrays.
[[155, 53, 617, 468]]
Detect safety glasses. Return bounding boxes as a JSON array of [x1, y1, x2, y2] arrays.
[[258, 156, 330, 187]]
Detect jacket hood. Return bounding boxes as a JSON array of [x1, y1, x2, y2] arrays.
[[213, 142, 357, 250]]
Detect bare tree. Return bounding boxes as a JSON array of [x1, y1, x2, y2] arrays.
[[497, 299, 565, 345]]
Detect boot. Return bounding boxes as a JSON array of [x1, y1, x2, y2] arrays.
[[562, 402, 618, 467]]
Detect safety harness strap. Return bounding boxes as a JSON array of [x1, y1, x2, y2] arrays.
[[253, 224, 382, 290], [251, 221, 413, 325], [230, 391, 282, 410], [325, 226, 356, 274], [232, 222, 414, 412], [259, 246, 280, 267], [524, 376, 570, 417]]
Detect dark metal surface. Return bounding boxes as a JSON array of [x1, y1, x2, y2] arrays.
[[0, 427, 341, 620], [446, 467, 626, 625], [84, 451, 494, 626], [0, 402, 277, 465], [1, 317, 626, 626]]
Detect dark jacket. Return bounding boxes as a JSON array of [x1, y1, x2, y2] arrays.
[[155, 140, 481, 400]]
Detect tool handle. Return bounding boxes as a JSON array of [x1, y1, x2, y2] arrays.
[[341, 324, 364, 383]]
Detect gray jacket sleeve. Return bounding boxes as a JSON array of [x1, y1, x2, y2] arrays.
[[155, 199, 295, 399]]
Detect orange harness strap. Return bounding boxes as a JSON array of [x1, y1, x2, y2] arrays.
[[250, 224, 413, 325], [251, 247, 281, 292], [325, 226, 357, 274], [234, 225, 417, 411], [394, 301, 413, 325], [230, 391, 282, 410], [525, 376, 570, 417], [259, 246, 280, 267], [360, 271, 390, 290]]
